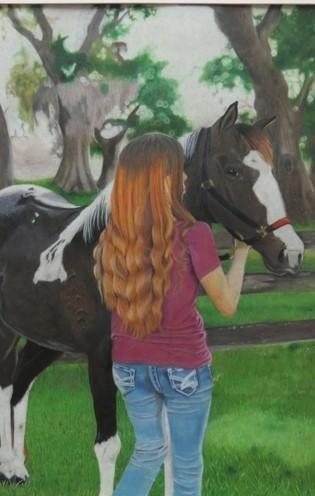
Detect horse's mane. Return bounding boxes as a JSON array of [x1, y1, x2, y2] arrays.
[[82, 181, 113, 243], [184, 128, 202, 163]]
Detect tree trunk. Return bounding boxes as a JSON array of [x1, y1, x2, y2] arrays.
[[0, 105, 14, 189], [54, 131, 97, 193], [307, 135, 315, 187], [214, 7, 315, 222], [97, 144, 117, 190], [53, 84, 102, 193]]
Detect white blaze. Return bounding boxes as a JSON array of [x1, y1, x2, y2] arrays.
[[243, 151, 304, 266]]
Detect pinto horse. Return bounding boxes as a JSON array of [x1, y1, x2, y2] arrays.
[[0, 102, 304, 495]]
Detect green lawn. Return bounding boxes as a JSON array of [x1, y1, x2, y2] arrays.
[[197, 291, 315, 328], [220, 248, 315, 274], [15, 178, 98, 207], [2, 342, 315, 496]]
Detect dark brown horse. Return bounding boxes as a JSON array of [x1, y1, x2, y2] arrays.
[[0, 103, 303, 496]]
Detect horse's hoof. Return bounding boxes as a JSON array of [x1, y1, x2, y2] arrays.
[[10, 475, 29, 485], [0, 473, 29, 485]]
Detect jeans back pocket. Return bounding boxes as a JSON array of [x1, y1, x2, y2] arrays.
[[112, 363, 136, 396], [167, 367, 199, 397]]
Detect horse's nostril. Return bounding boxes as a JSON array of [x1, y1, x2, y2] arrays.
[[298, 253, 303, 264], [278, 249, 286, 263]]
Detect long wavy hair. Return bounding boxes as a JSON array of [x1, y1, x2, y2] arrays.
[[93, 133, 196, 338]]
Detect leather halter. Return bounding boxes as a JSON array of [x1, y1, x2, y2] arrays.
[[199, 127, 291, 246]]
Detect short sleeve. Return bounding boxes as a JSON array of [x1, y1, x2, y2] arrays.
[[186, 222, 221, 280]]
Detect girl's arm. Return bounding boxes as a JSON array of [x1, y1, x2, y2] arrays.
[[200, 241, 250, 317]]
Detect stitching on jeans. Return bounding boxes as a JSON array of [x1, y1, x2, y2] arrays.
[[112, 365, 136, 394], [167, 368, 199, 396]]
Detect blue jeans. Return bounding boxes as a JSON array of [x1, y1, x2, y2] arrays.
[[112, 363, 213, 496]]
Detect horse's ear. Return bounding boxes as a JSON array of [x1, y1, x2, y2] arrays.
[[214, 102, 238, 133], [254, 116, 276, 130]]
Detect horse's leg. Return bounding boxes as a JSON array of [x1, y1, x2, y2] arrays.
[[87, 348, 121, 496], [10, 341, 62, 482], [0, 329, 19, 483]]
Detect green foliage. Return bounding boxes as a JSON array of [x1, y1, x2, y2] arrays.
[[272, 7, 315, 78], [90, 140, 103, 158], [6, 50, 45, 128], [51, 36, 87, 82], [127, 56, 191, 138], [201, 56, 253, 92]]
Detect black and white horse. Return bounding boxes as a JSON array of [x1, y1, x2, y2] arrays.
[[0, 103, 304, 495]]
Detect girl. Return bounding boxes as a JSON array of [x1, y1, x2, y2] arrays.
[[93, 132, 249, 496]]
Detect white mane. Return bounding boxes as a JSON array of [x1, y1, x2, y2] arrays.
[[182, 128, 202, 162], [82, 180, 113, 243], [34, 181, 113, 283]]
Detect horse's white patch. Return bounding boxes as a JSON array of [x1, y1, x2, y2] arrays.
[[0, 385, 15, 479], [94, 434, 121, 496], [162, 406, 173, 496], [13, 381, 34, 464], [244, 151, 304, 266], [33, 181, 113, 284], [0, 385, 29, 481]]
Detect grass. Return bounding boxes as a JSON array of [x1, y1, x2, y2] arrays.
[[15, 178, 98, 207], [197, 290, 315, 328], [2, 342, 315, 496], [220, 248, 315, 274]]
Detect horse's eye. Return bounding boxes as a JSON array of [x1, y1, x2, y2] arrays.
[[227, 167, 239, 177]]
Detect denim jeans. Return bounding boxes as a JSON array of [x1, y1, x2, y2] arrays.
[[112, 362, 213, 496]]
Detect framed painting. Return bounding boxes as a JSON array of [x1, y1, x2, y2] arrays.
[[0, 2, 314, 496]]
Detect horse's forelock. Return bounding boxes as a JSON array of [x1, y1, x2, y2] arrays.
[[237, 124, 273, 167]]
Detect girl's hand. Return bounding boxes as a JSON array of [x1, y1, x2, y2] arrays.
[[234, 238, 251, 252]]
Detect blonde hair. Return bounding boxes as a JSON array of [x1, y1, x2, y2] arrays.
[[93, 133, 195, 338]]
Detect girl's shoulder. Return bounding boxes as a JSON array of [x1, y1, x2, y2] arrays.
[[174, 220, 215, 253], [175, 219, 213, 237]]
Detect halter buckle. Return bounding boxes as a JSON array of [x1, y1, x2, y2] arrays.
[[257, 225, 268, 238]]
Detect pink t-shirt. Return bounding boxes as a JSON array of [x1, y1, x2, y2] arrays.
[[111, 220, 221, 368]]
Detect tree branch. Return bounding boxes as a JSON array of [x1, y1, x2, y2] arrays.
[[117, 10, 129, 25], [100, 104, 140, 130], [79, 6, 109, 55], [8, 7, 59, 83], [32, 6, 53, 44], [257, 6, 282, 41], [297, 76, 315, 112], [102, 9, 129, 37], [7, 7, 41, 51], [95, 104, 140, 146]]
